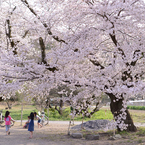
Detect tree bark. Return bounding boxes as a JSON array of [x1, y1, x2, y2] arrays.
[[107, 93, 137, 132]]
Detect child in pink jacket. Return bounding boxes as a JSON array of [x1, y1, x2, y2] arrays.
[[4, 111, 15, 135]]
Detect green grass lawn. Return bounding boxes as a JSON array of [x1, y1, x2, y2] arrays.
[[1, 104, 145, 123], [0, 105, 38, 120], [0, 105, 113, 121], [48, 108, 113, 121]]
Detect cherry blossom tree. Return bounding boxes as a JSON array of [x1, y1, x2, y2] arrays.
[[48, 0, 145, 131], [0, 0, 145, 131]]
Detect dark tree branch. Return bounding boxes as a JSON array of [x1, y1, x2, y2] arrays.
[[89, 59, 104, 69], [5, 6, 18, 55], [46, 66, 59, 72], [10, 6, 16, 15], [22, 30, 29, 38], [39, 37, 59, 72], [39, 37, 47, 64], [5, 20, 17, 55], [89, 101, 100, 116], [21, 0, 67, 44], [54, 100, 63, 115], [97, 13, 126, 59]]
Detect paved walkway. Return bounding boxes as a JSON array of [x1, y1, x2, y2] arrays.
[[0, 121, 144, 145], [16, 120, 145, 127], [16, 120, 83, 125]]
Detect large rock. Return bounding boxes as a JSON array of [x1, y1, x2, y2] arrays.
[[71, 120, 115, 131]]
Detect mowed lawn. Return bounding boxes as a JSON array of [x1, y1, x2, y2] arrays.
[[0, 104, 38, 120], [0, 104, 145, 123], [129, 109, 145, 123]]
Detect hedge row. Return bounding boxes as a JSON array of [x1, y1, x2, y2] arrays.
[[127, 106, 145, 110]]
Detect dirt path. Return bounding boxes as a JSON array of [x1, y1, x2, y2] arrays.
[[0, 122, 145, 145]]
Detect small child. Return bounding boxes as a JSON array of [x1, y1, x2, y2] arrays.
[[23, 116, 30, 129], [34, 112, 42, 128], [28, 112, 34, 139], [4, 111, 15, 135]]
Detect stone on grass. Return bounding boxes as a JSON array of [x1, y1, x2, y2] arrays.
[[108, 134, 122, 140], [85, 134, 100, 140], [114, 134, 122, 139], [71, 133, 83, 139], [108, 136, 116, 140]]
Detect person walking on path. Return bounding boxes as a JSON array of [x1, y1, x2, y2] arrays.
[[34, 112, 42, 128], [28, 112, 34, 139], [4, 111, 15, 135]]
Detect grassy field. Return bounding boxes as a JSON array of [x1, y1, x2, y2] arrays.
[[0, 105, 113, 121], [129, 109, 145, 123], [0, 104, 145, 123], [0, 105, 38, 120]]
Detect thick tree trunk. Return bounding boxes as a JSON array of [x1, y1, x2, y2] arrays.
[[107, 93, 137, 132], [54, 100, 64, 115]]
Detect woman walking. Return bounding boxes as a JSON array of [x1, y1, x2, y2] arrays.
[[28, 112, 34, 139]]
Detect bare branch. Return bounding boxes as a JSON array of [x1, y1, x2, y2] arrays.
[[5, 6, 18, 55], [21, 0, 67, 44], [89, 59, 105, 69]]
